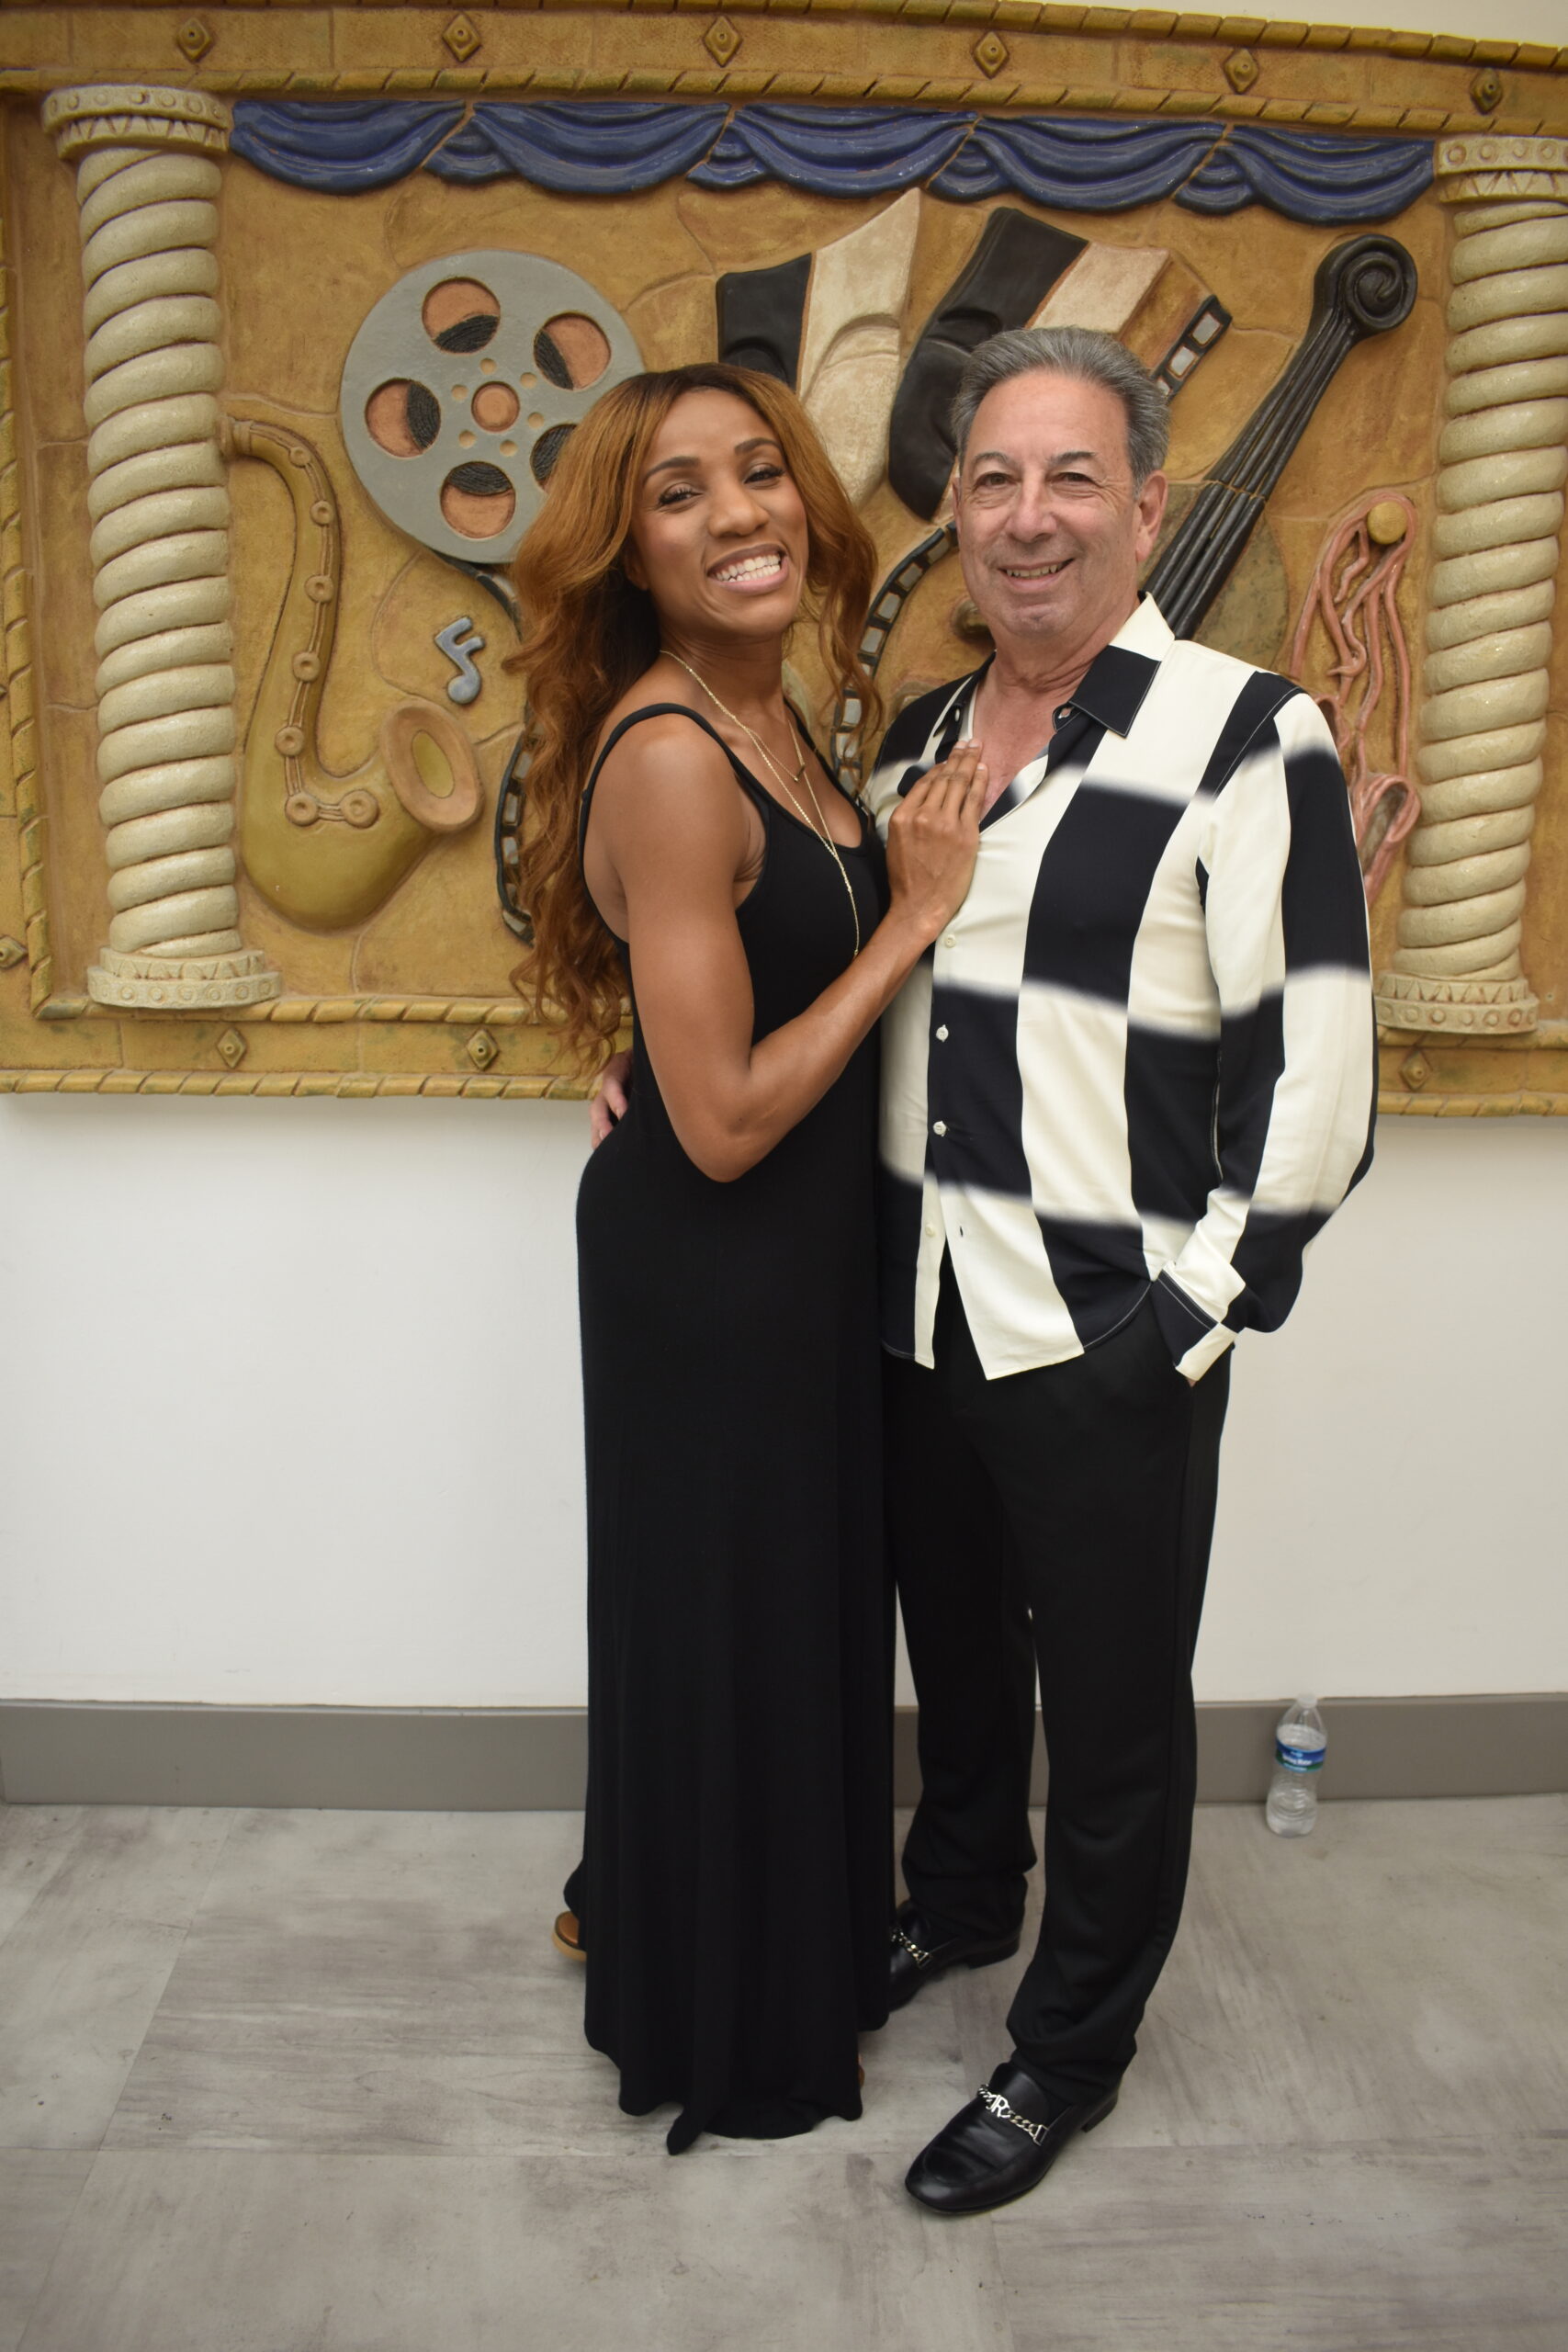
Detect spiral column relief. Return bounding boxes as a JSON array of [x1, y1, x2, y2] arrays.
[[1377, 136, 1568, 1036], [43, 86, 278, 1009]]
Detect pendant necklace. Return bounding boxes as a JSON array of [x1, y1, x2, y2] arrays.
[[665, 650, 862, 956]]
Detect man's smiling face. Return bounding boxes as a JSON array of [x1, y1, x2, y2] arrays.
[[952, 368, 1167, 664]]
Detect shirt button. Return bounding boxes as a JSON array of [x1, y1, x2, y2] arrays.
[[932, 1120, 947, 1136], [924, 1221, 937, 1238], [942, 933, 956, 951], [935, 1024, 949, 1042]]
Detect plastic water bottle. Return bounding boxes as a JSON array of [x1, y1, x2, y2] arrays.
[[1265, 1698, 1326, 1838]]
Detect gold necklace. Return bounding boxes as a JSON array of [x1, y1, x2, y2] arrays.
[[665, 650, 861, 956]]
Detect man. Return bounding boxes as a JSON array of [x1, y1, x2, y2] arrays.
[[866, 325, 1374, 2216]]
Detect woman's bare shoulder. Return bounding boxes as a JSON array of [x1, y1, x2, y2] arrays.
[[588, 701, 746, 875], [593, 662, 705, 762], [592, 702, 733, 806]]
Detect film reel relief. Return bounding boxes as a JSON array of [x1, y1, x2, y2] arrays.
[[341, 252, 642, 568]]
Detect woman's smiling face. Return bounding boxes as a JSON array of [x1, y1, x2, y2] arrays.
[[623, 388, 811, 650]]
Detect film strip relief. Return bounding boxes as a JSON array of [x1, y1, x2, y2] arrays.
[[494, 731, 532, 942], [830, 299, 1235, 782], [1153, 298, 1231, 397], [830, 523, 958, 779]]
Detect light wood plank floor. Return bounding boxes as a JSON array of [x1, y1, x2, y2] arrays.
[[0, 1796, 1562, 2351]]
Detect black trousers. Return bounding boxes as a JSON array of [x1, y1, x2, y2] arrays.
[[884, 1262, 1230, 2106]]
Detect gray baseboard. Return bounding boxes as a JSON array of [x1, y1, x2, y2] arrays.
[[2, 1694, 1563, 1810]]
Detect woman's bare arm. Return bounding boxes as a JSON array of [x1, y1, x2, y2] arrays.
[[589, 714, 983, 1182]]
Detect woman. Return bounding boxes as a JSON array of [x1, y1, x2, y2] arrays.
[[512, 362, 984, 2151]]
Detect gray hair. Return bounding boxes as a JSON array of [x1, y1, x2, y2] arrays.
[[949, 326, 1169, 491]]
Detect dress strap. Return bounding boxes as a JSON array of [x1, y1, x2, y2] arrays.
[[578, 702, 767, 866]]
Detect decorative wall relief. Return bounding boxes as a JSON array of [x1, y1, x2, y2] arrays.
[[340, 250, 641, 566], [891, 210, 1089, 518], [225, 413, 483, 930], [1290, 495, 1421, 905], [795, 195, 920, 511], [1, 9, 1565, 1111], [1374, 137, 1568, 1041], [436, 617, 485, 707], [1144, 236, 1417, 639], [717, 194, 924, 509], [45, 86, 280, 1012]]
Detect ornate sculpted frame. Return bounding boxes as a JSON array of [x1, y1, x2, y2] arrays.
[[1, 5, 1565, 1107]]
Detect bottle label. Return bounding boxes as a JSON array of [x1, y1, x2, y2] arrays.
[[1276, 1739, 1325, 1771]]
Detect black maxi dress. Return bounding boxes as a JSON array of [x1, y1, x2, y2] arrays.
[[567, 704, 892, 2153]]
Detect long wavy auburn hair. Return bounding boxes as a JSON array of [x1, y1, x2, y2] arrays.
[[507, 363, 882, 1070]]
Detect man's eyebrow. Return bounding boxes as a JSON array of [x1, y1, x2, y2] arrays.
[[642, 435, 783, 482], [965, 446, 1105, 470]]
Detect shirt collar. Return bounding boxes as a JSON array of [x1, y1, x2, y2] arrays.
[[933, 594, 1171, 769], [1057, 596, 1170, 737]]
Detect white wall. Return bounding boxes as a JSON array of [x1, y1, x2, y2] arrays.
[[1204, 1117, 1568, 1701], [1, 1097, 1564, 1709], [0, 1096, 589, 1709]]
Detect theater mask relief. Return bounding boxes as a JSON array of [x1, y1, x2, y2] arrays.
[[0, 11, 1564, 1108]]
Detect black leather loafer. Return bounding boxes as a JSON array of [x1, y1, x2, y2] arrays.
[[888, 1902, 1021, 2012], [905, 2060, 1119, 2215]]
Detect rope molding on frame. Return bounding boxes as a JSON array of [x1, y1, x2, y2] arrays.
[[44, 996, 548, 1023], [0, 1069, 592, 1097], [1377, 1091, 1568, 1115], [2, 74, 1565, 141], [5, 1, 1567, 66], [0, 157, 52, 1015]]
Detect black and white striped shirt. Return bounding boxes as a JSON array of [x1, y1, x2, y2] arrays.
[[866, 596, 1375, 1384]]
